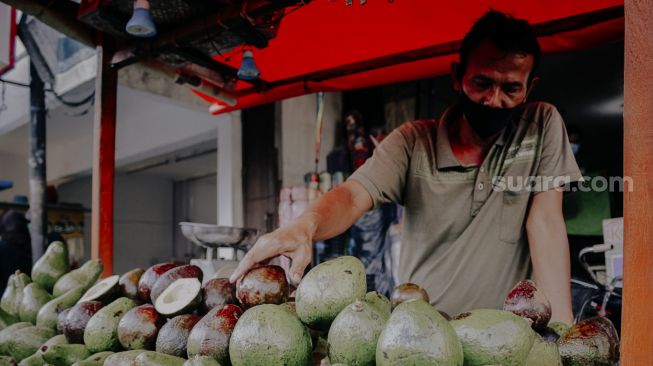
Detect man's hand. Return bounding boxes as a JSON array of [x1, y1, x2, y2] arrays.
[[229, 180, 373, 285], [229, 217, 316, 285], [526, 188, 574, 325]]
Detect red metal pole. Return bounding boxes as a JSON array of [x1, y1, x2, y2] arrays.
[[91, 34, 117, 277], [622, 0, 653, 364]]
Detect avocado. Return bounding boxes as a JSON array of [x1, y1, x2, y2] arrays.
[[296, 256, 367, 330], [155, 315, 201, 357], [137, 264, 177, 303], [52, 261, 103, 298], [328, 299, 389, 366], [200, 278, 237, 315], [61, 302, 103, 344], [182, 355, 220, 366], [0, 323, 32, 355], [41, 344, 91, 366], [18, 334, 68, 366], [187, 304, 242, 365], [450, 309, 535, 366], [525, 335, 562, 366], [0, 308, 18, 330], [503, 280, 552, 331], [149, 265, 203, 304], [117, 304, 164, 350], [31, 242, 70, 292], [557, 316, 619, 366], [390, 283, 430, 309], [118, 269, 144, 300], [363, 291, 391, 317], [0, 355, 16, 366], [19, 284, 53, 324], [36, 288, 85, 330], [134, 351, 185, 366], [68, 351, 113, 366], [236, 265, 288, 308], [102, 351, 144, 366], [229, 304, 312, 366], [1, 272, 31, 319], [5, 326, 55, 362], [377, 299, 463, 366], [83, 298, 137, 353]]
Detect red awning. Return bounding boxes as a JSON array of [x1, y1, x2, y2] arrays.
[[195, 0, 624, 114]]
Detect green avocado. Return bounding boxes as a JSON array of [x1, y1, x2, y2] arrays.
[[69, 352, 114, 366], [450, 309, 535, 366], [5, 326, 55, 362], [31, 242, 70, 292], [1, 273, 31, 319], [102, 351, 144, 366], [376, 299, 463, 366], [328, 299, 389, 366], [52, 261, 103, 298], [0, 308, 18, 331], [0, 323, 33, 355], [229, 304, 312, 366], [36, 288, 85, 330], [19, 284, 53, 325], [134, 352, 185, 366], [363, 291, 392, 317], [18, 334, 68, 366], [182, 355, 220, 366], [524, 335, 562, 366], [0, 355, 16, 366], [296, 256, 367, 330], [83, 298, 137, 353], [41, 344, 90, 366]]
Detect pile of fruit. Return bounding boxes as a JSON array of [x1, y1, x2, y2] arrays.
[[0, 243, 620, 366]]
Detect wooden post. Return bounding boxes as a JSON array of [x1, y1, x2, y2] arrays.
[[622, 0, 653, 364], [91, 34, 117, 277]]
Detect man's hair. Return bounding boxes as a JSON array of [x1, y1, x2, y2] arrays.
[[458, 10, 541, 83]]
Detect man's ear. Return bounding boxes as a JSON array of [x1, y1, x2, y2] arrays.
[[525, 76, 540, 100], [451, 62, 461, 92]]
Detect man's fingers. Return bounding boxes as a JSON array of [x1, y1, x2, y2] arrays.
[[229, 238, 283, 283], [229, 254, 255, 283], [288, 248, 311, 286]]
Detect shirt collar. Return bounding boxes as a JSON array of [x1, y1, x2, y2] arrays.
[[435, 103, 517, 170]]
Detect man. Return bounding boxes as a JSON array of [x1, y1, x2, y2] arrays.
[[231, 10, 581, 324], [0, 210, 32, 294]]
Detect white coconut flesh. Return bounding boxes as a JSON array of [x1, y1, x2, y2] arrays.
[[78, 275, 120, 303], [155, 277, 201, 315]]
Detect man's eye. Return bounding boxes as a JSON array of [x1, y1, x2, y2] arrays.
[[474, 81, 491, 89]]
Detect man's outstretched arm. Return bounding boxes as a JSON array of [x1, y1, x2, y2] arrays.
[[230, 179, 373, 285], [526, 188, 575, 324]]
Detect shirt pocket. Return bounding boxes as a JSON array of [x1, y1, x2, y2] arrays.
[[500, 190, 531, 244]]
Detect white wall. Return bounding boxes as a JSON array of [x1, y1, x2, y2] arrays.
[[47, 85, 225, 183], [58, 173, 174, 274], [280, 92, 341, 186]]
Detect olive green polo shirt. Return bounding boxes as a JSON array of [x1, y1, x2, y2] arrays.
[[349, 102, 582, 315]]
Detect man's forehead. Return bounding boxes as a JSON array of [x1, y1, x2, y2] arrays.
[[465, 40, 534, 79]]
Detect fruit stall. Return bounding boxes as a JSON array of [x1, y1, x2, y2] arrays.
[[0, 0, 651, 365]]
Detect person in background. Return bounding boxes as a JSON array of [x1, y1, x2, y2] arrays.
[[0, 210, 32, 294]]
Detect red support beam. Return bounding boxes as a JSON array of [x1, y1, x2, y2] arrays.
[[91, 34, 117, 277], [622, 0, 653, 364]]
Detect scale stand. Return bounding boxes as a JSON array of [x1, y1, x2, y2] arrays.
[[179, 222, 260, 282]]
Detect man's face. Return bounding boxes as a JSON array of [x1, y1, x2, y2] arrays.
[[454, 39, 537, 109]]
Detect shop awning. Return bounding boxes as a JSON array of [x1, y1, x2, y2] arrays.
[[192, 0, 624, 115]]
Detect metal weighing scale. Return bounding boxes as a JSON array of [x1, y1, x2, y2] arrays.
[[179, 222, 260, 282]]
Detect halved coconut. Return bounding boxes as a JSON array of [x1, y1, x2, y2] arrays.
[[78, 275, 120, 304], [155, 278, 202, 317]]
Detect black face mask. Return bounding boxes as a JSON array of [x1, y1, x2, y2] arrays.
[[459, 92, 520, 139]]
